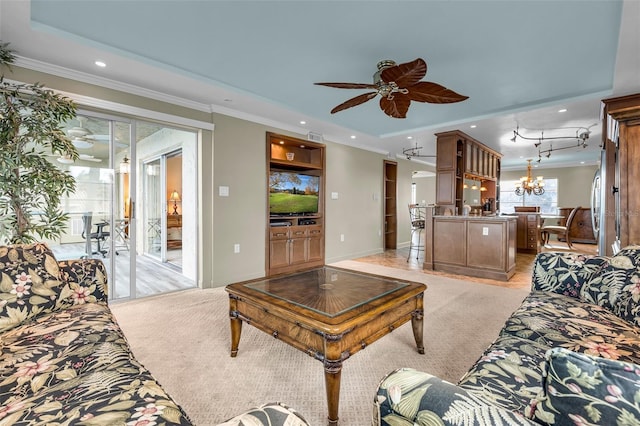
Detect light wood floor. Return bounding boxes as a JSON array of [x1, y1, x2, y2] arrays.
[[51, 243, 194, 300], [353, 237, 598, 290]]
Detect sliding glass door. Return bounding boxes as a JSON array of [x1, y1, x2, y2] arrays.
[[48, 113, 198, 300]]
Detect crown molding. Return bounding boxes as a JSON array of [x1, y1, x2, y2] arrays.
[[13, 56, 215, 114]]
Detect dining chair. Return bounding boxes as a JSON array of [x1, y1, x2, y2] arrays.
[[407, 204, 426, 261], [541, 206, 581, 249]]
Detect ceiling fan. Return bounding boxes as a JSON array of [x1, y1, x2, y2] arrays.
[[315, 58, 468, 119], [66, 117, 126, 148], [55, 154, 102, 164]]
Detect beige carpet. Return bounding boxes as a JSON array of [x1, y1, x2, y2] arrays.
[[110, 262, 530, 425]]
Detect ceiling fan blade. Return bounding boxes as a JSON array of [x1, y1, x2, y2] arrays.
[[380, 58, 427, 87], [379, 93, 411, 119], [315, 82, 377, 89], [407, 81, 469, 104], [330, 92, 378, 114]]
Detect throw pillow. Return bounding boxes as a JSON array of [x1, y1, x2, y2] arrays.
[[612, 245, 640, 265], [217, 402, 309, 426], [532, 347, 640, 425], [0, 243, 68, 332], [581, 251, 640, 327], [532, 252, 608, 297]]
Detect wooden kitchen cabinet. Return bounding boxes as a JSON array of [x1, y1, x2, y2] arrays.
[[436, 130, 502, 215]]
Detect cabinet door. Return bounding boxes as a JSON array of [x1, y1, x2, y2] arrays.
[[436, 170, 457, 205], [269, 239, 290, 269], [308, 236, 324, 262], [437, 137, 457, 170], [289, 237, 308, 265]]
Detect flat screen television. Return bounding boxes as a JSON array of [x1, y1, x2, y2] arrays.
[[269, 171, 320, 215]]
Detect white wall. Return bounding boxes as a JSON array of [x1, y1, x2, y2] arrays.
[[501, 165, 598, 209]]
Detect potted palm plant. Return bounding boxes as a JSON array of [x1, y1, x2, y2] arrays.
[[0, 41, 78, 244]]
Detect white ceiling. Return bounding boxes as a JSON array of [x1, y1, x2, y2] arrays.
[[1, 0, 639, 171]]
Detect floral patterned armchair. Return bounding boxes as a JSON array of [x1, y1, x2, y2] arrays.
[[373, 248, 640, 425], [0, 243, 309, 426]]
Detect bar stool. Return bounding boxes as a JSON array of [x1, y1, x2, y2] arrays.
[[407, 204, 426, 261]]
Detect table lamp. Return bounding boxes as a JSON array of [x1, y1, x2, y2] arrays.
[[169, 190, 181, 215]]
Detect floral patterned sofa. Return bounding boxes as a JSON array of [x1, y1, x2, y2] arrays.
[[0, 243, 309, 426], [373, 247, 640, 425]]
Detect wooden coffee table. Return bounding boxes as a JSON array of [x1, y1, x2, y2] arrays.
[[225, 266, 426, 425]]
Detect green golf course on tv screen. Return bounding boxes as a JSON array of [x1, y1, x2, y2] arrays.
[[269, 171, 319, 215]]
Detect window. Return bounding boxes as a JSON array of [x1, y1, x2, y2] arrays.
[[411, 182, 417, 205], [500, 178, 558, 214]]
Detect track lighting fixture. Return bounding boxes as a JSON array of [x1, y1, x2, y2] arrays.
[[402, 141, 436, 160], [510, 125, 593, 144], [536, 139, 588, 162], [511, 124, 595, 162]]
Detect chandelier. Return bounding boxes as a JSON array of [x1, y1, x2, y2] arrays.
[[515, 159, 545, 196]]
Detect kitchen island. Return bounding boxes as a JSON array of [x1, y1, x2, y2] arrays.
[[422, 208, 517, 281]]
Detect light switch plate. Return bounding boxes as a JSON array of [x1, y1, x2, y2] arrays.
[[331, 192, 339, 200], [219, 186, 229, 197]]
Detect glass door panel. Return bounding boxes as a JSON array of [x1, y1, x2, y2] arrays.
[[143, 158, 163, 260], [135, 120, 197, 296], [49, 114, 132, 300]]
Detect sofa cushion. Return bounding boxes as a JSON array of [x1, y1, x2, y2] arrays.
[[502, 291, 640, 365], [0, 302, 193, 425], [0, 243, 71, 333], [457, 333, 548, 413], [0, 303, 133, 396], [581, 255, 640, 328], [532, 347, 640, 425], [532, 253, 609, 297]]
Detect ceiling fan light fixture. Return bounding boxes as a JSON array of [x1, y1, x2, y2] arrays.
[[71, 137, 94, 149], [67, 127, 91, 138]]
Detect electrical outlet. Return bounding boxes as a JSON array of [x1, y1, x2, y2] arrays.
[[482, 227, 489, 236], [234, 243, 240, 253], [340, 234, 345, 242]]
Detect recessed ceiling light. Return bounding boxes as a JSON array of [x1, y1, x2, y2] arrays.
[[279, 141, 285, 145], [94, 60, 106, 68], [300, 121, 306, 125], [470, 125, 477, 128], [558, 108, 567, 113], [350, 135, 356, 139], [407, 136, 413, 139], [300, 145, 305, 148], [580, 161, 585, 164]]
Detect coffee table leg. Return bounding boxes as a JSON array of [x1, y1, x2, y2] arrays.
[[229, 296, 242, 357], [324, 360, 342, 425], [412, 294, 425, 354]]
